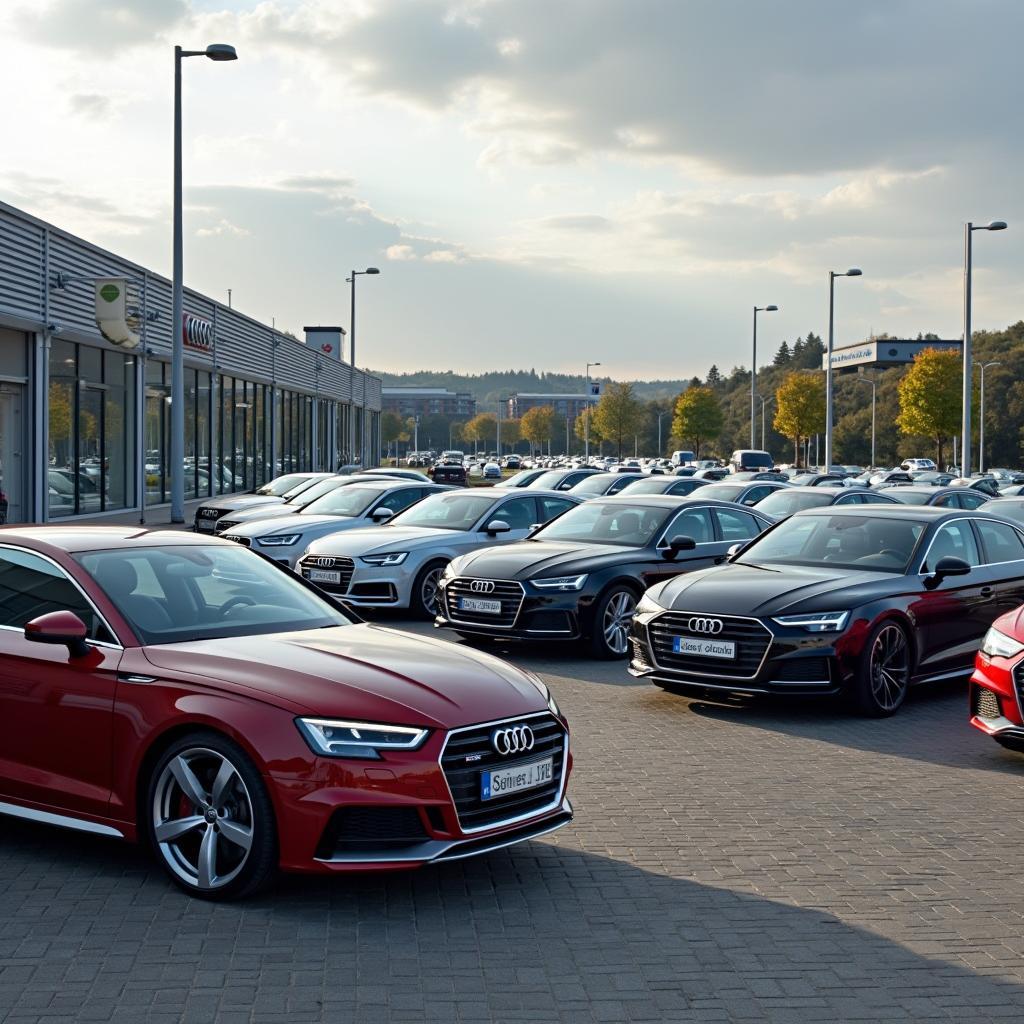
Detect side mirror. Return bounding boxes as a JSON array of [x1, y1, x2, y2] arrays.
[[485, 519, 511, 537], [370, 507, 394, 522], [924, 555, 971, 589], [662, 535, 696, 561], [727, 542, 746, 558], [24, 611, 91, 658]]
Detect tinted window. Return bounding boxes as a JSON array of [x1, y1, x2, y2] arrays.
[[570, 475, 616, 496], [744, 485, 775, 504], [375, 488, 423, 515], [959, 491, 988, 510], [622, 478, 674, 495], [756, 490, 833, 517], [534, 502, 670, 547], [389, 492, 498, 530], [892, 490, 933, 505], [975, 519, 1024, 564], [607, 476, 636, 494], [694, 484, 745, 503], [0, 547, 110, 640], [713, 508, 762, 542], [539, 497, 575, 522], [925, 521, 980, 569], [665, 508, 714, 544], [301, 487, 382, 516], [489, 497, 536, 531], [257, 473, 310, 496], [531, 471, 570, 490], [668, 479, 707, 496]]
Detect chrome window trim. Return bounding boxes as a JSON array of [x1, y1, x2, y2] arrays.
[[656, 505, 717, 549], [0, 543, 124, 648], [916, 516, 983, 575], [646, 610, 776, 681], [970, 517, 1024, 567], [437, 710, 570, 835]]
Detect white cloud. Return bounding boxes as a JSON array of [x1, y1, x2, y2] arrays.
[[386, 244, 417, 260]]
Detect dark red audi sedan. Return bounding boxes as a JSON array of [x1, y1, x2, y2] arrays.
[[970, 606, 1024, 751], [0, 527, 572, 898]]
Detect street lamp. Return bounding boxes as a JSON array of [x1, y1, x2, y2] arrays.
[[974, 359, 1002, 473], [347, 267, 380, 465], [824, 268, 862, 472], [751, 304, 778, 447], [170, 42, 237, 522], [585, 361, 601, 463], [758, 394, 774, 452], [851, 374, 877, 471], [962, 221, 1006, 477]]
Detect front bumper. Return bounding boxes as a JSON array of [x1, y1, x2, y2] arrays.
[[970, 653, 1024, 745], [298, 555, 420, 608]]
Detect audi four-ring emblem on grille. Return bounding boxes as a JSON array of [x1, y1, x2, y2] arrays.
[[201, 508, 219, 518], [469, 579, 496, 594], [687, 617, 724, 634], [491, 724, 535, 756], [312, 557, 335, 568]]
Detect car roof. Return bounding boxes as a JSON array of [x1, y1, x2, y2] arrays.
[[486, 487, 579, 499], [0, 525, 238, 554], [586, 494, 763, 511], [790, 504, 994, 522], [888, 486, 957, 497]]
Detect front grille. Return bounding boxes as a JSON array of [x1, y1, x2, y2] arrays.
[[444, 578, 525, 628], [195, 507, 227, 527], [227, 535, 251, 546], [441, 713, 566, 831], [648, 612, 772, 679], [1015, 664, 1024, 713], [215, 518, 240, 533], [315, 806, 429, 858], [972, 685, 1002, 720], [299, 555, 356, 595], [773, 657, 831, 683]]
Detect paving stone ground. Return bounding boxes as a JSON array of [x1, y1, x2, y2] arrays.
[[2, 620, 1024, 1023]]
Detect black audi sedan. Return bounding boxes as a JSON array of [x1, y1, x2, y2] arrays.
[[755, 485, 900, 521], [435, 496, 773, 659], [885, 486, 989, 510], [628, 506, 1024, 716]]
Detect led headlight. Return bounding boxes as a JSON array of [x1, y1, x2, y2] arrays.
[[296, 718, 429, 759], [256, 534, 301, 547], [636, 592, 666, 616], [441, 561, 458, 579], [772, 611, 850, 633], [980, 627, 1024, 659], [359, 551, 409, 566], [532, 575, 588, 591]]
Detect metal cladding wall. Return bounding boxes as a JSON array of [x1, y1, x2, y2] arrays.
[[0, 200, 381, 409]]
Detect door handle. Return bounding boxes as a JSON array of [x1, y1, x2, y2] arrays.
[[980, 586, 994, 597]]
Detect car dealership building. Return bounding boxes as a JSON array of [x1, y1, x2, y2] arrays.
[[0, 200, 381, 525]]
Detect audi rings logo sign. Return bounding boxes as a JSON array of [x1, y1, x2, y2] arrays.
[[183, 314, 214, 353], [311, 557, 335, 568], [469, 579, 496, 594], [200, 508, 219, 518], [687, 616, 724, 635], [491, 724, 535, 756]]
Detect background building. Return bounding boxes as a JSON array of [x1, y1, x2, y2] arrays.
[[0, 200, 381, 524], [507, 393, 590, 421], [382, 386, 476, 418]]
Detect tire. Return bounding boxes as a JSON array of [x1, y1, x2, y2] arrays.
[[851, 620, 912, 717], [411, 561, 448, 620], [588, 585, 639, 660], [146, 731, 277, 900]]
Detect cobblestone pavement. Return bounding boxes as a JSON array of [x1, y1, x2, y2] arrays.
[[2, 620, 1024, 1023]]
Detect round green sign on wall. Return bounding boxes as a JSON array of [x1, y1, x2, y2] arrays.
[[99, 283, 120, 302]]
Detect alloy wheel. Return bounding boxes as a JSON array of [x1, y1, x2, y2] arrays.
[[152, 747, 255, 892], [421, 567, 445, 616], [602, 591, 637, 656], [869, 624, 910, 712]]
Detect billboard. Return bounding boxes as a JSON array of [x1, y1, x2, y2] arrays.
[[94, 278, 140, 349], [823, 339, 961, 371]]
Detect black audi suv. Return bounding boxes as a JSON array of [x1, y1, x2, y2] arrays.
[[435, 496, 773, 659], [628, 505, 1024, 716]]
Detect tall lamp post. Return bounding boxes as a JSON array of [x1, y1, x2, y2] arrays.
[[824, 267, 862, 472], [585, 361, 601, 463], [346, 267, 380, 465], [171, 42, 237, 523], [758, 395, 774, 452], [657, 410, 669, 458], [962, 221, 1006, 477], [751, 304, 778, 447], [851, 374, 877, 471], [974, 360, 1002, 473]]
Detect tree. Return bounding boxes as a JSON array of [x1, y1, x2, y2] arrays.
[[499, 417, 521, 447], [521, 405, 557, 454], [706, 365, 723, 388], [774, 372, 825, 466], [463, 413, 497, 450], [592, 381, 644, 458], [773, 341, 791, 366], [672, 387, 722, 459], [573, 407, 601, 448], [380, 412, 407, 457], [896, 348, 966, 466]]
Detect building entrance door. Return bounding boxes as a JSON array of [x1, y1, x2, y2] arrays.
[[0, 384, 24, 524]]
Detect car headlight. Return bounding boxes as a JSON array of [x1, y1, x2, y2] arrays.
[[980, 627, 1024, 659], [441, 561, 458, 580], [531, 574, 588, 591], [523, 670, 562, 717], [296, 718, 429, 759], [359, 551, 409, 566], [256, 534, 301, 547], [772, 611, 850, 633], [636, 591, 666, 615]]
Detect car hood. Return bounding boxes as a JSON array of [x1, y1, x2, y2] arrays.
[[218, 503, 300, 525], [305, 525, 469, 556], [453, 540, 641, 580], [200, 494, 283, 512], [649, 561, 903, 617], [225, 513, 363, 539], [141, 622, 546, 728]]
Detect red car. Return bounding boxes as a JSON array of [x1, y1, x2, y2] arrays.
[[970, 608, 1024, 751], [0, 527, 572, 899]]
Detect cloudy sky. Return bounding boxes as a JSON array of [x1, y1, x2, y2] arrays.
[[2, 0, 1022, 377]]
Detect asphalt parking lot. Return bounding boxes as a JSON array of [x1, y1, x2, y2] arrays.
[[3, 617, 1024, 1023]]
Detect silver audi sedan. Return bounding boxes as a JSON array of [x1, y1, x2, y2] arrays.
[[298, 488, 581, 618]]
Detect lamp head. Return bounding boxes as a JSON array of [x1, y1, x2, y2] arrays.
[[986, 221, 1008, 231], [845, 268, 862, 277], [765, 304, 779, 311], [365, 267, 381, 275], [205, 44, 238, 61]]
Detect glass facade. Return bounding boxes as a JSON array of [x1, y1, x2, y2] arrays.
[[48, 339, 135, 517]]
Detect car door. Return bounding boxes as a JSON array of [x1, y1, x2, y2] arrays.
[[480, 495, 539, 542], [642, 506, 721, 588], [0, 546, 120, 818], [972, 517, 1024, 622]]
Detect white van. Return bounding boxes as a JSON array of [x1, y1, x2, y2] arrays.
[[670, 450, 696, 467], [730, 449, 775, 473]]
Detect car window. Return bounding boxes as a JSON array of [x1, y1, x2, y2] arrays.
[[374, 488, 423, 515], [756, 490, 832, 517], [959, 491, 987, 510], [538, 496, 575, 522], [933, 494, 956, 508], [301, 486, 381, 517], [744, 485, 773, 504], [607, 476, 636, 494], [924, 521, 980, 569], [668, 480, 705, 496], [489, 496, 536, 531], [0, 547, 112, 641], [665, 508, 713, 544], [975, 519, 1024, 564], [388, 492, 497, 530], [713, 508, 762, 542], [534, 501, 670, 547]]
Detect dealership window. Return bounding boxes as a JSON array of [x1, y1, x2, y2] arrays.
[[48, 340, 135, 518]]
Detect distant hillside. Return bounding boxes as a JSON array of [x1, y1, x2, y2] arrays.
[[372, 368, 690, 404]]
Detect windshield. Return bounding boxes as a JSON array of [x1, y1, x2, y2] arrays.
[[737, 514, 924, 573], [503, 471, 536, 487], [534, 501, 670, 547], [287, 477, 349, 507], [531, 471, 570, 489], [756, 490, 833, 517], [694, 483, 745, 503], [78, 545, 348, 644], [257, 474, 310, 497], [388, 491, 498, 531], [300, 486, 383, 517], [570, 475, 616, 496], [282, 476, 326, 500], [621, 478, 672, 495]]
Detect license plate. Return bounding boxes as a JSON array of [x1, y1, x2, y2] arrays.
[[481, 757, 553, 801], [458, 596, 502, 614], [308, 569, 341, 584], [196, 519, 215, 532], [672, 635, 736, 659]]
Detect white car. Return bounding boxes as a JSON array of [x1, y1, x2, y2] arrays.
[[900, 458, 937, 472], [222, 479, 450, 569]]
